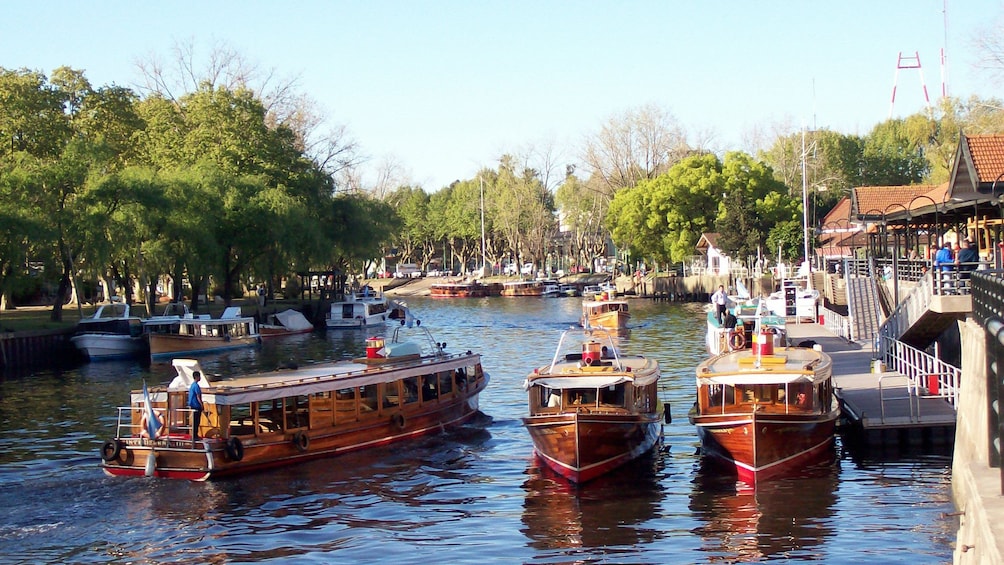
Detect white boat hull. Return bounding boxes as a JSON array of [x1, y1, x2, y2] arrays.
[[71, 334, 146, 359]]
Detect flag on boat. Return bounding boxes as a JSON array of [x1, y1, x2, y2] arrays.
[[143, 380, 161, 439]]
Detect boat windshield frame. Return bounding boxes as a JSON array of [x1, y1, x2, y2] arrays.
[[546, 328, 622, 373]]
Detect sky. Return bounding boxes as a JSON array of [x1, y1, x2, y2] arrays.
[[3, 1, 1002, 190]]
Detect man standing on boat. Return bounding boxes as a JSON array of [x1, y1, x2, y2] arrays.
[[188, 372, 205, 444], [711, 285, 728, 324]]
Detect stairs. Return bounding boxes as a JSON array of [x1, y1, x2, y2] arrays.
[[846, 274, 883, 343], [878, 274, 970, 350]]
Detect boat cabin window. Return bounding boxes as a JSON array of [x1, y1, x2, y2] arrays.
[[402, 377, 419, 405], [739, 384, 777, 403], [438, 370, 454, 397], [707, 384, 735, 407], [569, 389, 596, 407], [454, 368, 469, 391], [788, 383, 816, 409], [421, 375, 438, 402], [382, 382, 401, 409], [256, 399, 284, 433], [228, 403, 255, 436], [599, 384, 625, 407], [359, 385, 379, 415], [335, 387, 358, 420], [542, 387, 560, 408], [285, 395, 309, 429], [310, 392, 333, 428]]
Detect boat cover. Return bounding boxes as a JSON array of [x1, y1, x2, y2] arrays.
[[274, 309, 314, 331]]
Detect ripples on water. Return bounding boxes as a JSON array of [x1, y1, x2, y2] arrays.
[[0, 298, 956, 563]]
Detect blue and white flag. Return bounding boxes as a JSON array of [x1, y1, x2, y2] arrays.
[[143, 380, 161, 438], [735, 280, 750, 300]]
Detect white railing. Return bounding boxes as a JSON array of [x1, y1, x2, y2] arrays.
[[877, 335, 961, 409], [820, 307, 852, 341]]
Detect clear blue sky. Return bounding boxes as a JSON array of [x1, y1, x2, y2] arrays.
[[3, 1, 1000, 190]]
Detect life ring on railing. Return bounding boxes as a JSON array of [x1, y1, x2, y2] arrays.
[[729, 330, 746, 350], [225, 437, 244, 461], [293, 431, 310, 452], [392, 413, 407, 430], [100, 439, 122, 462]]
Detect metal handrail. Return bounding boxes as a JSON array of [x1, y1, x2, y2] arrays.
[[878, 372, 919, 423], [878, 335, 960, 409]]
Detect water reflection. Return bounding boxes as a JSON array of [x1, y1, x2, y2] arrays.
[[520, 450, 666, 552], [689, 456, 839, 562]]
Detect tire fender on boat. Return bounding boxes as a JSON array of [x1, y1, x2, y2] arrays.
[[100, 439, 122, 462], [225, 437, 244, 461], [293, 431, 310, 452], [392, 413, 406, 430]]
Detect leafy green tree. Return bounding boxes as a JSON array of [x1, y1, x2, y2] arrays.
[[555, 172, 609, 271], [716, 152, 800, 262]]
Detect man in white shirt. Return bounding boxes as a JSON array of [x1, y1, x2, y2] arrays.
[[711, 285, 728, 324]]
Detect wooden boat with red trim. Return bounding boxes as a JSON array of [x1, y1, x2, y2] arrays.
[[500, 280, 545, 297], [690, 341, 838, 486], [429, 280, 487, 298], [145, 306, 260, 359], [522, 329, 665, 484], [100, 318, 489, 480]]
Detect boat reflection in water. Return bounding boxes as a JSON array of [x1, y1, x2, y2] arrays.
[[689, 455, 839, 561], [520, 450, 665, 552]]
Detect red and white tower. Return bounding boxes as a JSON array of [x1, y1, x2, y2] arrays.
[[889, 51, 931, 119]]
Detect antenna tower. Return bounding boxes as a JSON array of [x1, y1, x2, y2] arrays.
[[889, 51, 931, 119]]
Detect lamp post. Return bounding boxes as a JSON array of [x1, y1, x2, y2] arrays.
[[884, 203, 909, 305], [479, 176, 487, 277], [801, 130, 811, 281]]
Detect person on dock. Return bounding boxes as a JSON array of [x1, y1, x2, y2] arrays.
[[711, 285, 728, 324], [188, 371, 205, 443], [934, 241, 955, 293], [956, 239, 979, 288]]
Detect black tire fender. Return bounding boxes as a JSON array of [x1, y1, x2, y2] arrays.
[[293, 431, 310, 452], [225, 436, 244, 461], [100, 439, 122, 462], [392, 413, 406, 430]]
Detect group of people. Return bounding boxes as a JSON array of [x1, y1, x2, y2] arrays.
[[934, 239, 980, 290]]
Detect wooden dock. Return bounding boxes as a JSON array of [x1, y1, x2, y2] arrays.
[[784, 323, 957, 451]]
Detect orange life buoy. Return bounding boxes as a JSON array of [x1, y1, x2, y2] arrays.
[[729, 330, 746, 350]]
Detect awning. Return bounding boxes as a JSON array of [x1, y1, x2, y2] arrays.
[[696, 373, 821, 386], [529, 375, 629, 389]]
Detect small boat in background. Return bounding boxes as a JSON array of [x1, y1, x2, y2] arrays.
[[259, 309, 314, 338], [146, 306, 260, 359], [501, 280, 546, 297], [581, 291, 630, 330], [100, 306, 489, 480], [326, 286, 390, 328], [690, 339, 838, 486], [70, 300, 145, 360], [429, 280, 487, 298], [522, 328, 665, 483]]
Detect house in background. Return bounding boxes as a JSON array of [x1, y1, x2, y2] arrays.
[[695, 233, 732, 276]]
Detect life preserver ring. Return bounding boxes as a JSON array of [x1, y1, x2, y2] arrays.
[[293, 431, 310, 452], [225, 437, 244, 461], [392, 413, 406, 430], [100, 439, 122, 462], [729, 330, 746, 350]]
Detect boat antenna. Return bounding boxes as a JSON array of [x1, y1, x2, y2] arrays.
[[754, 297, 763, 369]]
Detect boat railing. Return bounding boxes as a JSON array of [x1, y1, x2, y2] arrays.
[[877, 372, 920, 423], [114, 406, 199, 441]]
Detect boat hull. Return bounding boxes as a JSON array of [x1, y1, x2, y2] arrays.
[[70, 334, 146, 359], [694, 409, 837, 484], [522, 411, 661, 483], [148, 334, 260, 358], [583, 310, 630, 330], [429, 284, 486, 298]]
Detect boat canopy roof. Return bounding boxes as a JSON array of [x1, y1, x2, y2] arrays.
[[696, 372, 828, 386], [527, 375, 630, 390], [274, 309, 313, 331]]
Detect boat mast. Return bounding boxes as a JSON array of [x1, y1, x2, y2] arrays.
[[480, 176, 487, 277]]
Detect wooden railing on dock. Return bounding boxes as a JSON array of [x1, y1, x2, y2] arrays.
[[0, 328, 76, 370]]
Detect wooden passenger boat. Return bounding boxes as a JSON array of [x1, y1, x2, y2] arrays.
[[429, 281, 487, 298], [259, 309, 315, 338], [690, 340, 838, 486], [326, 287, 390, 328], [500, 280, 545, 297], [70, 301, 145, 360], [522, 329, 664, 483], [146, 306, 260, 359], [580, 294, 630, 330], [100, 318, 489, 480]]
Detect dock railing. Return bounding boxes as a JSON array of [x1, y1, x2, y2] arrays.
[[877, 372, 919, 423], [877, 334, 961, 409]]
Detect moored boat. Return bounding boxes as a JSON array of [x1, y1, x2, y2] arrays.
[[581, 292, 630, 330], [501, 280, 545, 297], [690, 341, 838, 486], [259, 309, 314, 338], [429, 280, 487, 298], [100, 313, 490, 480], [146, 306, 260, 359], [326, 286, 390, 328], [70, 300, 145, 360], [705, 300, 786, 356], [522, 328, 664, 483]]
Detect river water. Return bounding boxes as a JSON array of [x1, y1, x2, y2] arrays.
[[0, 297, 956, 564]]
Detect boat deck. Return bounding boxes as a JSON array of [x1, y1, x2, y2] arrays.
[[784, 324, 956, 450]]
